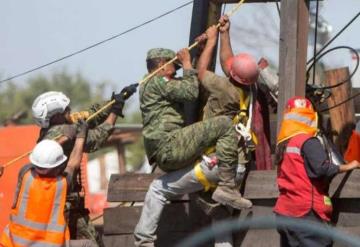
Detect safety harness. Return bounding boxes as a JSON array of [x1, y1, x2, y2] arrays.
[[194, 86, 256, 191]]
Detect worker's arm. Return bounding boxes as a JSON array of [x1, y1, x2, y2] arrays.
[[302, 138, 360, 179], [338, 160, 360, 173], [65, 121, 88, 175], [219, 15, 234, 76], [197, 25, 218, 81], [162, 49, 199, 102]]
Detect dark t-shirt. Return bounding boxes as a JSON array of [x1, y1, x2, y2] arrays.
[[301, 137, 339, 179]]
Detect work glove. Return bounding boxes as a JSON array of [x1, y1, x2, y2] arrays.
[[110, 83, 138, 117], [70, 111, 90, 123], [76, 119, 88, 138], [120, 83, 138, 100]]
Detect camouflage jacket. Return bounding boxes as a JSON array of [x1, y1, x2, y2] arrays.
[[37, 101, 113, 198], [140, 69, 199, 160], [38, 101, 113, 156]]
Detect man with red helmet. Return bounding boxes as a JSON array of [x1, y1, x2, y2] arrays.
[[274, 96, 360, 247]]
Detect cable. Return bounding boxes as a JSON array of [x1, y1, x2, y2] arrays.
[[307, 10, 360, 66], [320, 91, 360, 112], [311, 0, 320, 85], [0, 1, 194, 84], [176, 216, 360, 247], [275, 2, 280, 17], [306, 46, 359, 90]]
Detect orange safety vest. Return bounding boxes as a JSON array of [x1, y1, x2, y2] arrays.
[[0, 169, 69, 247]]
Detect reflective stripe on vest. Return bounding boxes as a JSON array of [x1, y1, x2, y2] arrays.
[[2, 170, 68, 247], [11, 172, 66, 233], [2, 226, 63, 247], [283, 112, 316, 127], [285, 147, 301, 155]]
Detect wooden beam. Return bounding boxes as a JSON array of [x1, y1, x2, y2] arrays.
[[277, 0, 310, 132], [324, 67, 356, 153], [116, 143, 126, 174]]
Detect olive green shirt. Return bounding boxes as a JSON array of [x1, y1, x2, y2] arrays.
[[140, 69, 199, 160], [201, 71, 252, 120]]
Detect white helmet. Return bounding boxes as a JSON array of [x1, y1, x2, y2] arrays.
[[32, 91, 70, 128], [29, 140, 67, 169]]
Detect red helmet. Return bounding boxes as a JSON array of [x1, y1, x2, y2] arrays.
[[228, 53, 259, 85], [285, 96, 314, 112]]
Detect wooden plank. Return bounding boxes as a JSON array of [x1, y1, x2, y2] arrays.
[[103, 232, 210, 247], [107, 173, 159, 202], [103, 202, 210, 235], [277, 0, 309, 132], [324, 67, 356, 153], [108, 169, 360, 202]]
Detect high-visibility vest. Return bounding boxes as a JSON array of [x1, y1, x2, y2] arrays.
[[274, 133, 333, 222], [0, 169, 70, 247]]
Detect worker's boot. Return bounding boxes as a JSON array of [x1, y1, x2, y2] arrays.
[[212, 167, 252, 210]]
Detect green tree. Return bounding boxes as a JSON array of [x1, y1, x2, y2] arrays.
[[0, 70, 109, 124]]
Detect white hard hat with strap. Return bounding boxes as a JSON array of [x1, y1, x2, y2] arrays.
[[32, 91, 70, 128]]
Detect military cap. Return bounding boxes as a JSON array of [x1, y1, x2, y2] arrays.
[[146, 48, 176, 60]]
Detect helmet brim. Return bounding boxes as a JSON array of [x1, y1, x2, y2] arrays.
[[29, 153, 68, 169]]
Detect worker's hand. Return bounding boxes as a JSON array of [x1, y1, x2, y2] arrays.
[[354, 160, 360, 169], [205, 25, 218, 43], [110, 92, 125, 117], [70, 111, 90, 124], [177, 48, 192, 69], [120, 83, 138, 100], [76, 120, 88, 138], [219, 15, 230, 33], [195, 33, 208, 44], [0, 166, 4, 177]]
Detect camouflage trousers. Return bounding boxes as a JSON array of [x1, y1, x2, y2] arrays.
[[156, 116, 238, 176], [67, 206, 104, 247]]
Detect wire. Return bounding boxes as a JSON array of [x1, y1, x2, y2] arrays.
[[311, 0, 320, 85], [0, 1, 194, 84], [307, 10, 360, 66], [275, 2, 280, 17], [306, 46, 359, 90], [320, 91, 360, 112]]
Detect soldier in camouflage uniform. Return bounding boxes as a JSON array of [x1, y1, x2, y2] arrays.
[[32, 86, 136, 246], [140, 45, 252, 210], [135, 16, 264, 246]]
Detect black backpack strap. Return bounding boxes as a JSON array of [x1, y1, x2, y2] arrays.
[[12, 164, 32, 209]]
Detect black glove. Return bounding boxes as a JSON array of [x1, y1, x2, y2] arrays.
[[76, 120, 88, 138], [110, 92, 125, 117], [110, 84, 138, 117], [120, 83, 138, 100]]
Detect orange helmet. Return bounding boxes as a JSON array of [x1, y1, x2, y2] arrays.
[[285, 96, 314, 113], [227, 53, 259, 85], [277, 96, 318, 144]]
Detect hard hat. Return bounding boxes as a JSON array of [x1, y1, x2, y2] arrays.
[[29, 140, 67, 169], [32, 91, 70, 128], [228, 53, 259, 85], [285, 96, 314, 112]]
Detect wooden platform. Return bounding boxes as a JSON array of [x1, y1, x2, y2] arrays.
[[103, 169, 360, 247]]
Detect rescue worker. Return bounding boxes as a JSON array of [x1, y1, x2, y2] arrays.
[[31, 86, 136, 246], [0, 120, 95, 247], [274, 96, 360, 247], [134, 16, 263, 246]]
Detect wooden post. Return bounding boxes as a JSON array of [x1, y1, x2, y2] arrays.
[[185, 0, 222, 124], [117, 143, 126, 174], [325, 67, 356, 153], [277, 0, 310, 132]]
